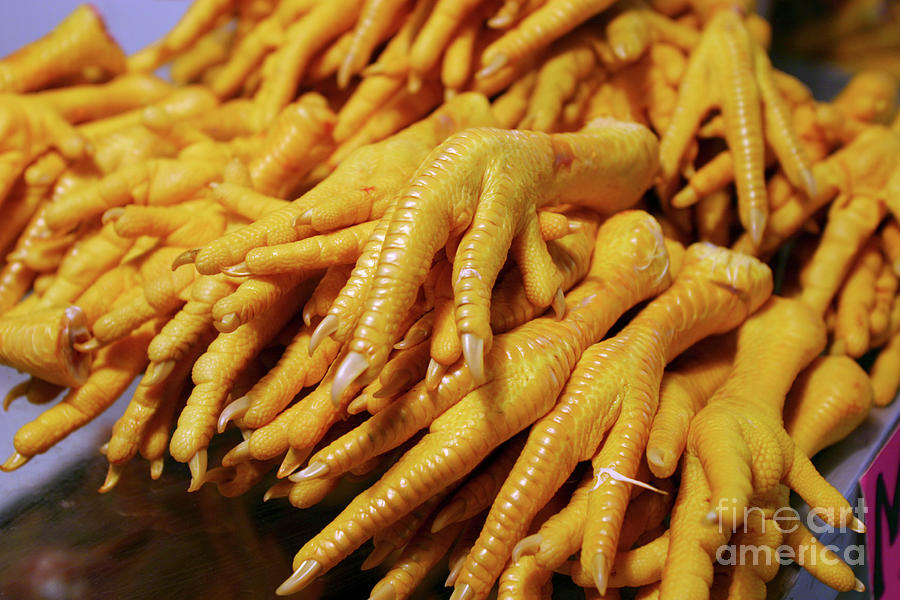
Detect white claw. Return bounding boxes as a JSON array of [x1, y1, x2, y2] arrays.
[[461, 334, 485, 384], [142, 361, 175, 386], [309, 314, 338, 355], [332, 351, 369, 405], [187, 450, 208, 492], [217, 396, 250, 433]]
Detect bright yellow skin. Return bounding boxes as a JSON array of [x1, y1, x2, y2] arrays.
[[0, 5, 126, 93], [212, 272, 307, 333], [646, 333, 736, 478], [32, 74, 172, 124], [2, 321, 158, 471], [461, 244, 771, 600], [831, 239, 882, 357], [279, 211, 672, 595], [193, 93, 497, 275], [325, 118, 659, 399], [871, 328, 900, 406], [169, 25, 233, 85], [659, 297, 861, 600]]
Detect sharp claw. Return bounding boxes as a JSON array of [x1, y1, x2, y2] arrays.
[[221, 262, 251, 277], [552, 288, 565, 320], [264, 480, 292, 501], [215, 313, 240, 333], [222, 440, 250, 467], [149, 458, 164, 480], [217, 396, 250, 433], [461, 334, 485, 384], [289, 461, 330, 482], [187, 450, 208, 492], [855, 578, 865, 592], [431, 499, 466, 533], [204, 466, 233, 484], [332, 351, 368, 405], [487, 15, 512, 28], [277, 447, 305, 479], [172, 248, 199, 270], [1, 452, 29, 472], [394, 327, 429, 349], [593, 553, 610, 596], [142, 360, 175, 386], [361, 542, 395, 570], [98, 463, 123, 493], [802, 167, 817, 199], [3, 381, 30, 410], [310, 314, 338, 354], [445, 554, 466, 587], [850, 516, 866, 534], [477, 53, 507, 79], [449, 582, 474, 600], [426, 359, 446, 391], [276, 560, 322, 596], [98, 442, 109, 455], [513, 534, 542, 562], [748, 207, 766, 247]]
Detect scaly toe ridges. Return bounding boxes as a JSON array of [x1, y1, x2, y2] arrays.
[[217, 396, 250, 433], [310, 314, 339, 354], [332, 351, 369, 405]]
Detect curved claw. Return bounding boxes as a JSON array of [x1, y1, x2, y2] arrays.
[[332, 351, 369, 405], [551, 288, 565, 320], [290, 461, 330, 482], [3, 381, 30, 411], [187, 450, 208, 492], [142, 360, 175, 386], [277, 447, 305, 479], [276, 559, 322, 596], [217, 396, 250, 433], [264, 481, 292, 501], [98, 463, 124, 493], [215, 313, 240, 333], [172, 248, 199, 270], [461, 334, 485, 384], [310, 314, 339, 355], [426, 359, 446, 391], [512, 534, 543, 562], [149, 458, 164, 480], [221, 262, 252, 277], [1, 452, 29, 472], [361, 542, 396, 571], [74, 338, 101, 353]]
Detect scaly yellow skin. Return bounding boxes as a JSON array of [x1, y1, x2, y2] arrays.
[[32, 74, 172, 124], [192, 92, 496, 275], [659, 297, 861, 600], [324, 119, 659, 400], [831, 239, 882, 356], [169, 280, 312, 467], [211, 181, 289, 220], [278, 211, 672, 595], [646, 333, 736, 478], [0, 95, 87, 203], [169, 25, 233, 85], [338, 0, 409, 88], [295, 211, 666, 485], [42, 158, 225, 233], [463, 244, 771, 600], [498, 554, 553, 600], [409, 0, 483, 82], [871, 258, 899, 339], [2, 321, 158, 472], [597, 9, 698, 72], [247, 93, 336, 198], [212, 272, 307, 333], [0, 5, 126, 93]]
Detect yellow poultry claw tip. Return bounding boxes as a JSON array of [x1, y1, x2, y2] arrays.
[[425, 359, 446, 391], [186, 450, 207, 492], [477, 54, 507, 80], [449, 582, 474, 600], [171, 249, 199, 270], [551, 288, 565, 320], [149, 459, 164, 480], [98, 463, 123, 493], [855, 578, 866, 592], [264, 481, 291, 502], [431, 499, 466, 534], [293, 209, 314, 228], [1, 452, 29, 472], [592, 552, 610, 596], [310, 314, 338, 355], [277, 448, 305, 479], [361, 542, 395, 571], [74, 338, 101, 353], [221, 262, 252, 277], [101, 207, 126, 225], [142, 360, 175, 386], [461, 334, 485, 384], [215, 312, 239, 333], [445, 555, 465, 587], [276, 559, 322, 596], [512, 534, 542, 562], [290, 461, 330, 482], [367, 581, 397, 600], [332, 351, 369, 405], [217, 396, 250, 433]]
